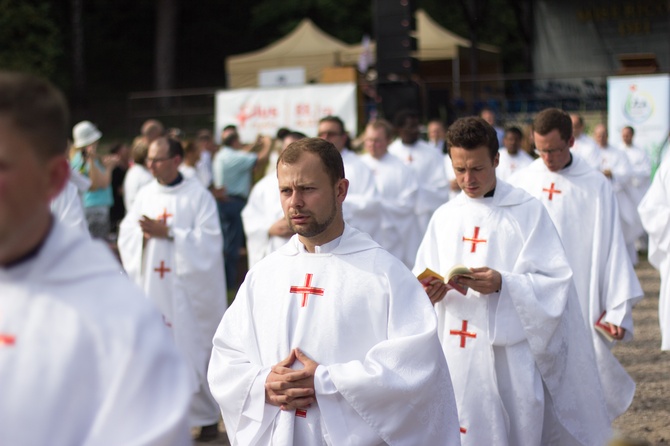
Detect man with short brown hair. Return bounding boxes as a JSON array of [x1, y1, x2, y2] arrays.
[[119, 136, 227, 441], [0, 71, 193, 444], [209, 137, 460, 445], [415, 116, 611, 445], [510, 107, 643, 422]]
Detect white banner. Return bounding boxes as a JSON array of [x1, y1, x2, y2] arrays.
[[215, 83, 357, 143], [608, 74, 670, 169]]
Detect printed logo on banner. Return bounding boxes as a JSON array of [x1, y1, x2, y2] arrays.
[[624, 84, 654, 123], [237, 104, 279, 128]]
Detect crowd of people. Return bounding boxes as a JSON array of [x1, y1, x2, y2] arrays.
[[2, 69, 670, 445]]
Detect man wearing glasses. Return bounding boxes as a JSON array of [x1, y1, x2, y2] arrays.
[[510, 108, 642, 423], [118, 136, 228, 441]]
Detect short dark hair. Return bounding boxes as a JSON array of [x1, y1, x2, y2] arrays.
[[623, 125, 635, 135], [286, 131, 307, 140], [222, 133, 239, 147], [393, 109, 419, 129], [278, 137, 344, 185], [318, 116, 346, 134], [276, 127, 291, 140], [166, 137, 184, 159], [446, 117, 499, 160], [504, 126, 523, 139], [0, 71, 69, 161], [534, 108, 572, 142]]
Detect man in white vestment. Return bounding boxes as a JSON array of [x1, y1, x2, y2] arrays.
[[123, 140, 153, 211], [51, 173, 89, 233], [638, 157, 670, 350], [620, 126, 652, 249], [591, 124, 641, 264], [317, 116, 381, 240], [496, 126, 533, 181], [569, 113, 598, 164], [208, 137, 461, 446], [360, 119, 420, 267], [242, 131, 306, 268], [118, 137, 227, 441], [427, 119, 448, 153], [0, 71, 193, 445], [415, 117, 611, 446], [389, 110, 450, 233], [509, 108, 643, 421]]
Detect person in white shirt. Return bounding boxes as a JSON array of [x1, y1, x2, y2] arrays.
[[510, 108, 643, 421], [389, 110, 450, 233], [415, 116, 611, 445], [0, 70, 192, 445], [496, 126, 534, 181], [360, 119, 420, 267], [209, 137, 460, 445]]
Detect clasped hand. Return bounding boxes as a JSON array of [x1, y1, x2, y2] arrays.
[[265, 349, 318, 411]]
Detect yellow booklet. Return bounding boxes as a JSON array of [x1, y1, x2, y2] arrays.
[[417, 265, 473, 295]]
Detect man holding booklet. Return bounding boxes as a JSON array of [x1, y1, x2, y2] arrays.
[[414, 116, 611, 446]]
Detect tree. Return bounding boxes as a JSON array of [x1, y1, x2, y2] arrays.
[[0, 0, 62, 78]]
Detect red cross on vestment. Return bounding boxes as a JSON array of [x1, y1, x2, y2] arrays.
[[450, 320, 477, 348], [0, 313, 15, 347], [462, 226, 487, 253], [542, 182, 562, 201], [460, 427, 467, 434], [157, 208, 173, 224], [154, 260, 171, 279], [289, 273, 325, 307], [0, 334, 15, 346], [295, 409, 307, 418]]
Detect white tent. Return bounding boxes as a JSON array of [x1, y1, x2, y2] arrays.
[[225, 10, 500, 89], [226, 19, 352, 89]]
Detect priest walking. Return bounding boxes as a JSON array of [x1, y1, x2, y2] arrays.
[[118, 136, 227, 441], [510, 108, 643, 421], [209, 137, 460, 445], [415, 116, 611, 445]]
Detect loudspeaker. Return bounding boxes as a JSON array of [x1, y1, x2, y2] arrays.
[[374, 0, 417, 78], [376, 82, 420, 121]]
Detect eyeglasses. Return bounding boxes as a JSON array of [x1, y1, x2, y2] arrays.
[[146, 155, 175, 164], [534, 146, 567, 156]]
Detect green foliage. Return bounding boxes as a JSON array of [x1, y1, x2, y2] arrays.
[[0, 0, 62, 78]]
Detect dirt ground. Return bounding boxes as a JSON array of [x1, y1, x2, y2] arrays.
[[612, 257, 670, 446], [196, 256, 669, 446]]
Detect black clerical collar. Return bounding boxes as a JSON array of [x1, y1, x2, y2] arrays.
[[561, 153, 573, 170], [165, 172, 183, 187], [483, 187, 495, 198], [2, 219, 52, 269]]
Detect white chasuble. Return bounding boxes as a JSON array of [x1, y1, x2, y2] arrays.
[[339, 149, 382, 241], [209, 226, 460, 446], [118, 177, 227, 425], [242, 174, 289, 269], [510, 156, 643, 420], [0, 222, 192, 445], [361, 152, 421, 267], [389, 139, 450, 233], [414, 180, 611, 446], [639, 159, 670, 350]]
